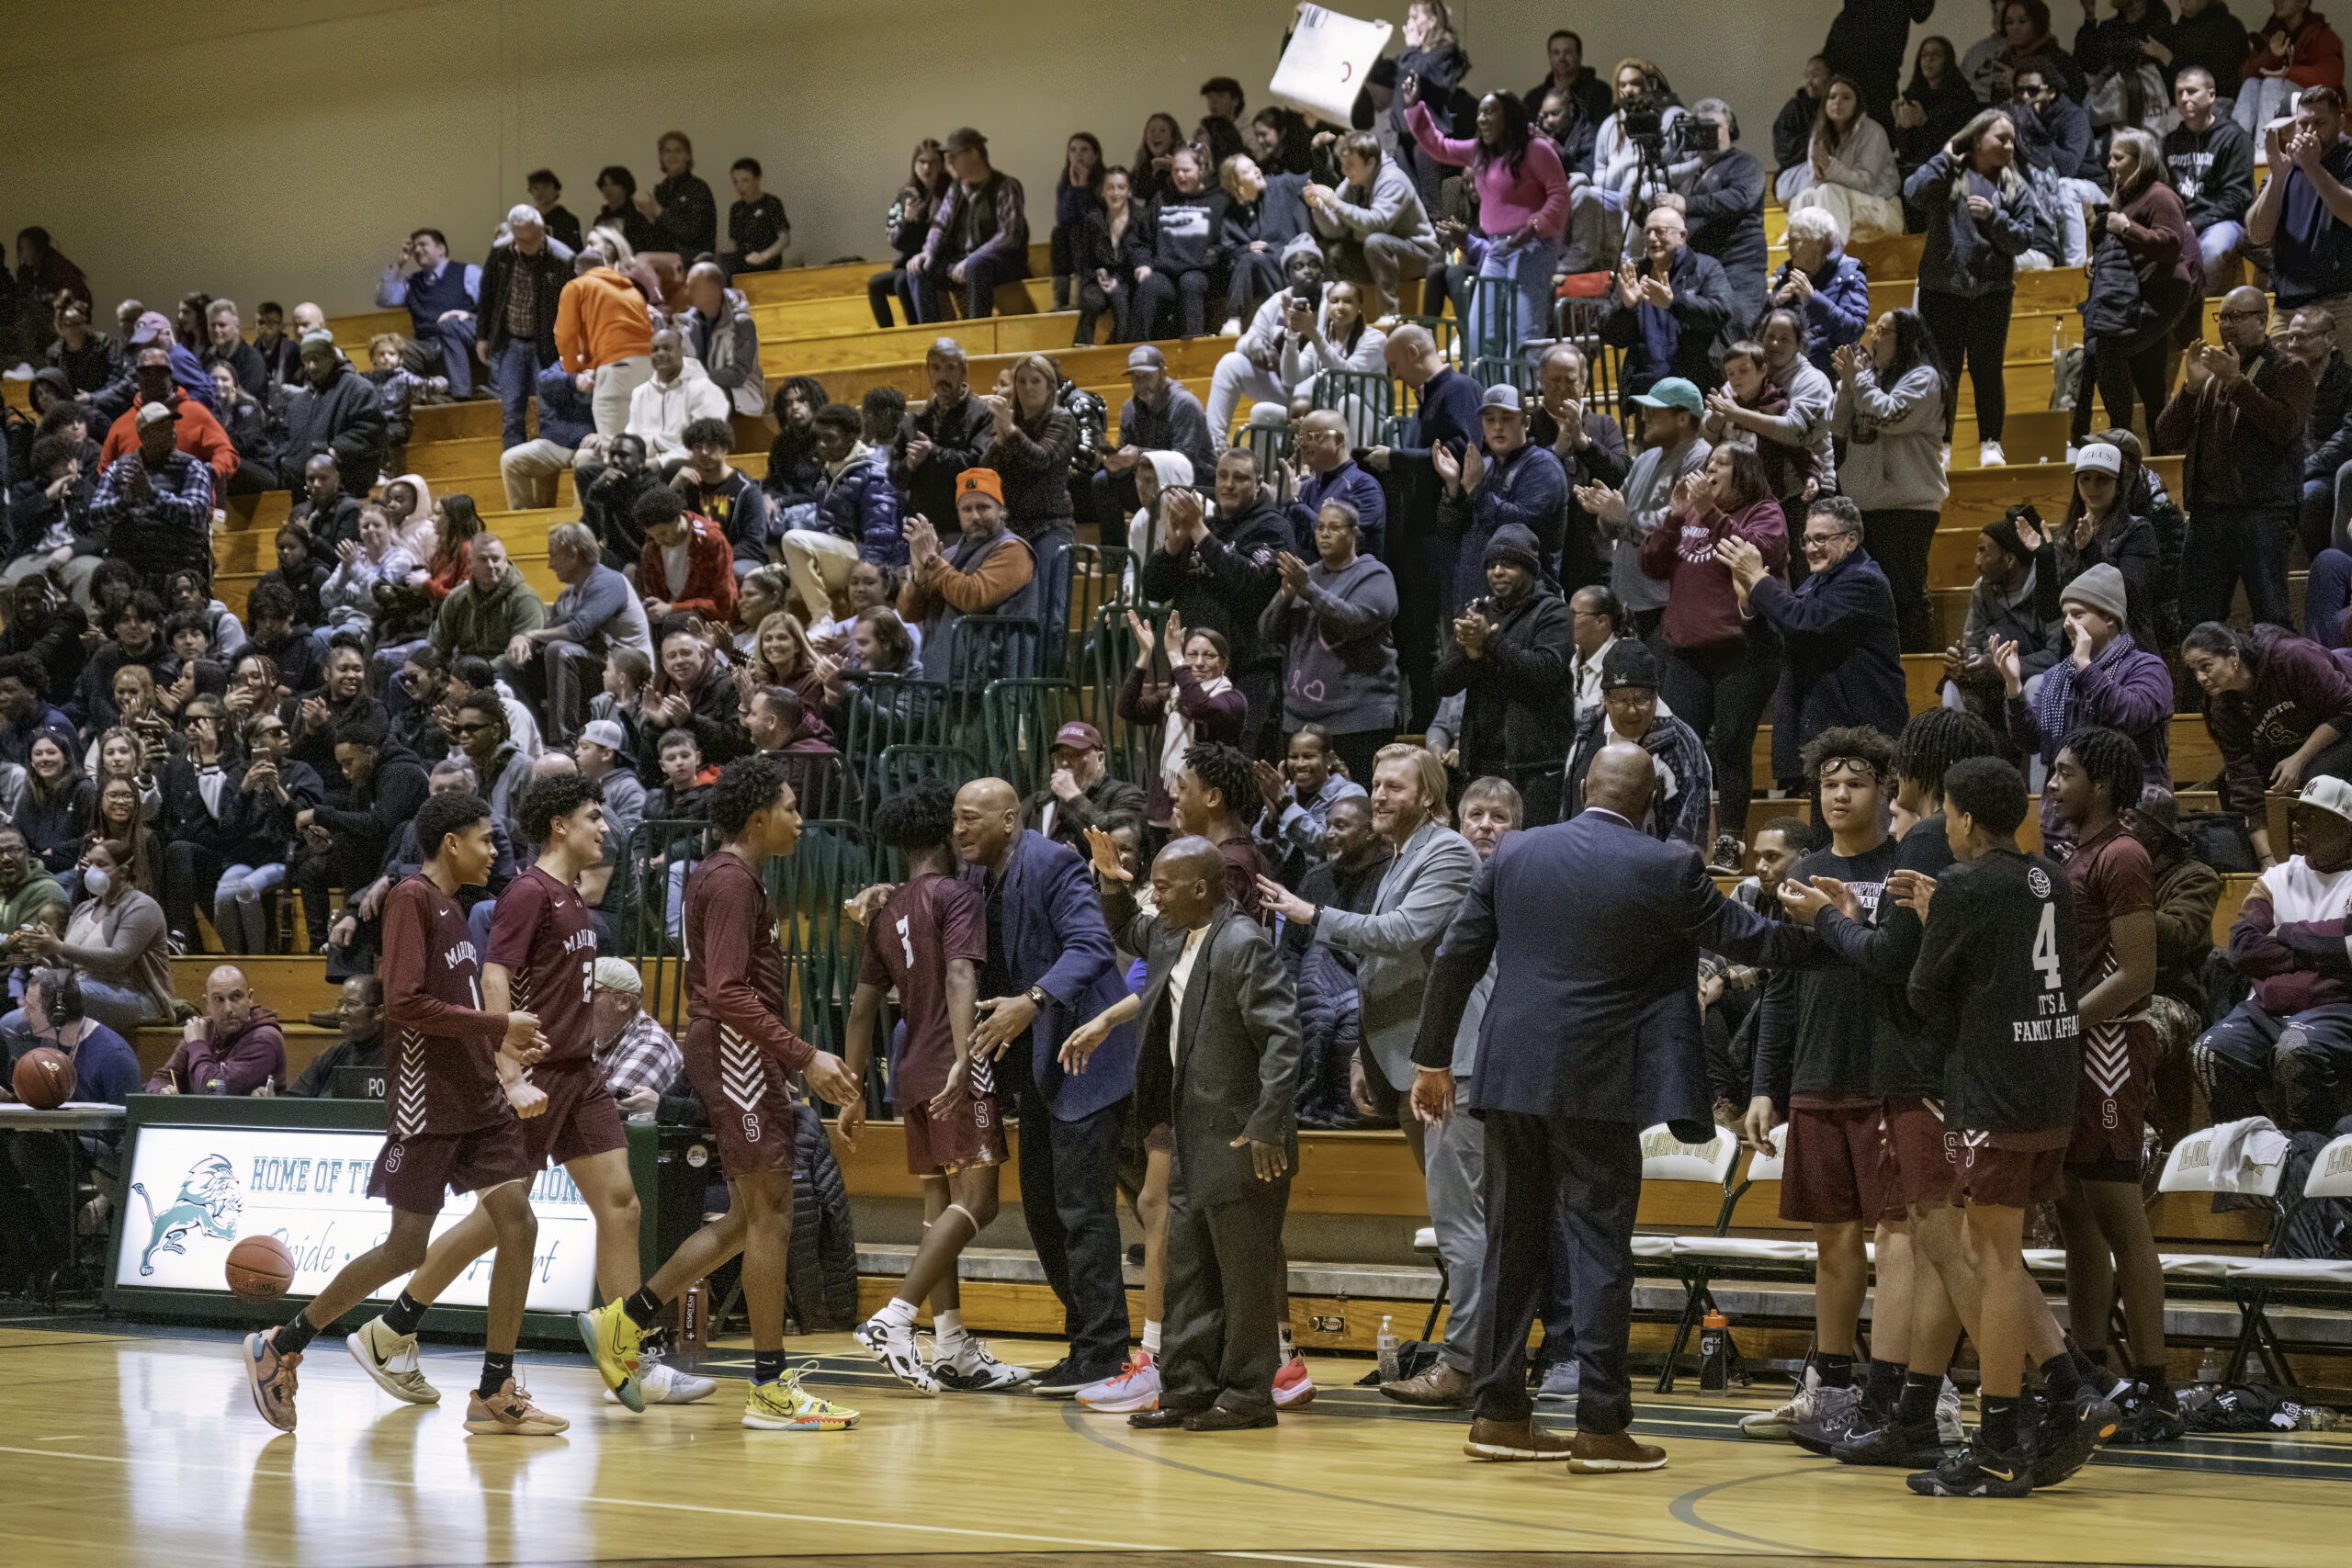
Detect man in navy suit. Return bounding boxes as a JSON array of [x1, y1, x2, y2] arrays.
[[1410, 742, 1823, 1472], [952, 779, 1138, 1396]]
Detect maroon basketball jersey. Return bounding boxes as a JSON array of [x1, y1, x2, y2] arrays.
[[683, 849, 813, 1071], [379, 874, 511, 1136], [488, 864, 598, 1066], [860, 873, 989, 1103]]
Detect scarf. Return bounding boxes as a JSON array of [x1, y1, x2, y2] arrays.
[[1159, 671, 1233, 803], [2030, 627, 2139, 765]]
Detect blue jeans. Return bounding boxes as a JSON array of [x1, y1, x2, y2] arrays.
[[492, 339, 544, 449], [2199, 220, 2245, 275], [2180, 502, 2295, 630], [2310, 548, 2352, 649], [1473, 235, 1561, 365], [421, 317, 478, 399]]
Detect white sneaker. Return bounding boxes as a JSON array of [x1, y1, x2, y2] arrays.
[[932, 1335, 1033, 1392], [1936, 1376, 1966, 1446], [605, 1338, 717, 1404], [854, 1314, 941, 1394], [1220, 316, 1243, 335], [1979, 439, 2007, 467], [345, 1315, 439, 1404], [1074, 1352, 1161, 1412], [1739, 1365, 1822, 1438]]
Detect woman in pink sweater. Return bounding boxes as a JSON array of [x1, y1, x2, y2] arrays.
[[1408, 93, 1569, 366]]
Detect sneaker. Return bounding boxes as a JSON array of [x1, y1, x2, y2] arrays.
[[464, 1378, 569, 1436], [933, 1335, 1034, 1392], [2111, 1382, 2185, 1445], [2027, 1384, 2120, 1487], [1568, 1428, 1668, 1472], [1936, 1378, 1967, 1447], [242, 1327, 301, 1432], [346, 1315, 439, 1404], [1075, 1353, 1161, 1413], [1833, 1416, 1949, 1468], [1979, 439, 2007, 467], [574, 1299, 644, 1412], [853, 1314, 942, 1395], [1273, 1353, 1316, 1408], [1033, 1358, 1115, 1397], [1787, 1385, 1867, 1455], [1738, 1367, 1828, 1440], [1537, 1360, 1581, 1404], [1707, 833, 1746, 874], [742, 1362, 860, 1430], [607, 1335, 716, 1404], [1906, 1439, 2033, 1497]]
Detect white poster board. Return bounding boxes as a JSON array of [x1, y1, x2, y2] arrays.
[[113, 1123, 597, 1312], [1271, 5, 1394, 125]]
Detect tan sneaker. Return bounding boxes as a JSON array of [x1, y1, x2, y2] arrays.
[[346, 1315, 439, 1404], [1569, 1428, 1668, 1472], [242, 1327, 302, 1432], [463, 1378, 570, 1436], [1464, 1416, 1573, 1460]]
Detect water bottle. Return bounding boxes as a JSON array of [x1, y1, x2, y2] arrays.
[[1698, 1311, 1731, 1392], [2196, 1344, 2227, 1385], [1376, 1314, 1400, 1383]]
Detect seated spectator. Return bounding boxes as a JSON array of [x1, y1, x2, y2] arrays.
[[555, 229, 657, 440], [898, 470, 1038, 684], [677, 261, 765, 418], [590, 958, 681, 1117], [1304, 130, 1442, 319], [255, 526, 331, 637], [500, 522, 650, 747], [71, 591, 167, 735], [1776, 57, 1834, 175], [761, 375, 828, 522], [285, 976, 386, 1097], [1048, 134, 1109, 315], [639, 622, 749, 781], [2155, 287, 2314, 628], [1283, 792, 1387, 1125], [818, 607, 933, 751], [1894, 35, 1984, 185], [890, 341, 994, 536], [2184, 620, 2352, 864], [1766, 209, 1872, 376], [85, 311, 215, 432], [741, 682, 833, 762], [870, 140, 949, 328], [377, 473, 433, 560], [1599, 208, 1736, 408], [477, 203, 574, 452], [1214, 152, 1308, 332], [4, 434, 100, 607], [1668, 97, 1771, 336], [1996, 561, 2174, 850], [14, 839, 172, 1036], [1577, 378, 1713, 640], [1720, 495, 1909, 784], [2235, 0, 2344, 137], [1947, 509, 2064, 726], [781, 403, 902, 624], [205, 361, 276, 495], [2165, 66, 2256, 276], [281, 331, 388, 493], [500, 359, 596, 511], [1827, 308, 1951, 651], [672, 416, 773, 580], [1140, 450, 1288, 754], [0, 592, 86, 716], [1215, 250, 1392, 456], [1523, 27, 1613, 128], [96, 344, 234, 492], [721, 156, 790, 278], [1564, 639, 1711, 845], [636, 488, 736, 626], [1095, 345, 1218, 525], [1132, 146, 1220, 340], [614, 328, 727, 470], [2018, 443, 2166, 655], [1260, 499, 1397, 784], [322, 753, 509, 976], [2280, 307, 2352, 561], [45, 299, 114, 394], [1253, 723, 1369, 877], [586, 649, 654, 773], [2194, 774, 2352, 1129], [375, 228, 481, 399], [240, 583, 324, 703], [172, 707, 314, 954], [197, 299, 264, 400], [286, 637, 385, 791], [360, 332, 448, 468], [245, 299, 300, 387], [740, 609, 833, 728], [579, 434, 658, 572], [288, 451, 363, 551], [429, 534, 548, 667], [1431, 523, 1572, 824], [1905, 108, 2037, 465], [448, 653, 542, 765], [1073, 164, 1151, 345], [1971, 0, 2090, 102], [1783, 75, 1906, 241], [449, 694, 536, 849], [152, 615, 227, 725], [17, 731, 91, 880], [910, 128, 1031, 321]]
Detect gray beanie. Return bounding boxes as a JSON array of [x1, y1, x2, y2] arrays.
[[2061, 562, 2129, 626]]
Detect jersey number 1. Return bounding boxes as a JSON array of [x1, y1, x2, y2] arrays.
[[2031, 902, 2064, 991]]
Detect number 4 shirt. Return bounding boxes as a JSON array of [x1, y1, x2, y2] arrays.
[[487, 865, 599, 1066]]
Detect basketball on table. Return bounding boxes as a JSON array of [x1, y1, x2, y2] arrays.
[[11, 1046, 75, 1110], [225, 1235, 297, 1299]]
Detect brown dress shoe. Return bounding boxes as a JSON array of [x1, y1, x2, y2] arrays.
[[1183, 1404, 1277, 1431], [1381, 1359, 1473, 1407], [1464, 1416, 1574, 1461], [1568, 1428, 1668, 1472]]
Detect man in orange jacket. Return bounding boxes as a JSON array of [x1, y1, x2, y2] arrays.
[[96, 344, 236, 491], [554, 241, 657, 439]]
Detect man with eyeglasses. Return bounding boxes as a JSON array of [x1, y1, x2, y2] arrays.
[[2278, 306, 2352, 558], [1566, 585, 1627, 721]]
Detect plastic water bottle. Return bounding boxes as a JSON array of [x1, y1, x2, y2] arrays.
[[2196, 1344, 2227, 1385], [1698, 1311, 1731, 1392], [1376, 1315, 1400, 1383]]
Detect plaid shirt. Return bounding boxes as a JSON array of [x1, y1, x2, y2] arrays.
[[595, 1010, 681, 1098]]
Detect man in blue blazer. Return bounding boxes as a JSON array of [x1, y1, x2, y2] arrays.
[[953, 779, 1137, 1395], [1409, 742, 1823, 1472]]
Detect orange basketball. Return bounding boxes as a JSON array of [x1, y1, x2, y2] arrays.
[[225, 1235, 296, 1299], [12, 1045, 74, 1110]]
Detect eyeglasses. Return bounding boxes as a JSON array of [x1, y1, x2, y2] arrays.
[[2216, 309, 2265, 321], [451, 721, 492, 736]]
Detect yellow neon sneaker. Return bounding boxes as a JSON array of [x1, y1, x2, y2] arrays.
[[574, 1299, 645, 1412], [742, 1361, 861, 1431]]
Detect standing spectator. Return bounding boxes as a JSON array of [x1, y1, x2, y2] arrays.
[[1283, 409, 1388, 560], [639, 131, 718, 257], [2282, 305, 2352, 555], [143, 966, 282, 1094], [1830, 309, 1952, 652], [90, 405, 212, 597], [725, 158, 790, 276], [1075, 165, 1150, 345], [1304, 130, 1442, 319], [673, 417, 772, 578], [1563, 640, 1713, 847], [2165, 66, 2258, 275], [374, 229, 481, 400], [2167, 0, 2255, 93], [1721, 495, 1910, 784], [1767, 209, 1874, 376], [1577, 378, 1713, 639], [676, 262, 765, 420], [2235, 0, 2345, 134], [1406, 91, 1569, 363], [45, 299, 113, 394], [1906, 109, 2037, 464], [477, 206, 573, 451], [555, 233, 656, 440], [1433, 524, 1572, 823], [1785, 77, 1907, 242], [1050, 134, 1107, 313], [1825, 0, 1946, 122], [281, 332, 388, 493], [1435, 385, 1567, 609], [2154, 286, 2316, 628], [890, 341, 994, 540], [911, 128, 1030, 322], [1140, 452, 1289, 759], [2022, 444, 2165, 650], [2183, 620, 2352, 863], [1996, 563, 2174, 849], [899, 471, 1037, 684], [1522, 28, 1613, 127], [1641, 443, 1789, 865], [780, 404, 901, 626], [1706, 310, 1839, 524], [591, 168, 656, 254], [1598, 209, 1736, 407], [500, 359, 595, 511], [2247, 84, 2352, 356], [2075, 129, 2205, 450], [1260, 501, 1397, 785], [983, 353, 1081, 561], [498, 523, 650, 747], [1095, 346, 1216, 525], [1669, 98, 1771, 341], [1566, 584, 1630, 719], [207, 362, 276, 495], [870, 140, 949, 328], [1530, 344, 1629, 593]]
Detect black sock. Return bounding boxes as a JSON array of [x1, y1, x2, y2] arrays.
[[622, 1284, 664, 1330], [2041, 1350, 2082, 1400], [479, 1350, 514, 1399], [1815, 1351, 1856, 1390], [1982, 1393, 2021, 1454], [1896, 1370, 1942, 1428], [1863, 1357, 1906, 1416], [381, 1290, 427, 1337], [2079, 1342, 2109, 1370], [2133, 1361, 2171, 1396], [753, 1348, 786, 1384], [2064, 1332, 2108, 1385], [276, 1309, 320, 1357]]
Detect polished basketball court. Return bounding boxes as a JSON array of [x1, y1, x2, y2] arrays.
[[4, 1315, 2344, 1568]]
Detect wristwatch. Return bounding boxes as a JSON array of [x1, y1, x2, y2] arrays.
[[1025, 984, 1049, 1010]]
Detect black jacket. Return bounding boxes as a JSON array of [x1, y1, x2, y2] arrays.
[[0, 600, 88, 704], [289, 494, 364, 553], [1138, 493, 1290, 676], [313, 741, 430, 871], [257, 561, 332, 632], [1675, 150, 1769, 306], [5, 470, 99, 561], [889, 392, 995, 535], [2309, 353, 2352, 482], [762, 427, 824, 509], [280, 361, 388, 492], [1430, 581, 1574, 778], [1597, 244, 1738, 398], [1149, 191, 1223, 274], [203, 339, 268, 400], [2163, 117, 2256, 231], [478, 238, 575, 359]]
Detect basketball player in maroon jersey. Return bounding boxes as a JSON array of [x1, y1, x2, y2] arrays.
[[577, 754, 865, 1430], [243, 792, 561, 1437]]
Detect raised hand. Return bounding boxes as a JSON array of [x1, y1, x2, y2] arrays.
[[1082, 824, 1133, 884]]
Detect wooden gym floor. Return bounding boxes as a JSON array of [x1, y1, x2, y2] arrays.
[[2, 1315, 2345, 1568]]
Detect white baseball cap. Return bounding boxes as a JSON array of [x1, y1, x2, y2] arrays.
[[2074, 442, 2122, 476], [2297, 775, 2352, 826]]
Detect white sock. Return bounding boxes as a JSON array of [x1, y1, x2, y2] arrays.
[[879, 1297, 918, 1330], [1142, 1319, 1162, 1357], [1278, 1322, 1295, 1361], [934, 1308, 967, 1348]]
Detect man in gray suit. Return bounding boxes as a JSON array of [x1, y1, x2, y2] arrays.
[[1411, 744, 1823, 1472], [1090, 832, 1301, 1431], [1258, 743, 1476, 1166]]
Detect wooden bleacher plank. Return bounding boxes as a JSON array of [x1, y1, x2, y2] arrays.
[[730, 243, 1054, 307]]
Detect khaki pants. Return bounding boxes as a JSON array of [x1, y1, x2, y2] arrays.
[[2, 552, 101, 611], [591, 355, 653, 438], [780, 529, 859, 622], [500, 438, 575, 510]]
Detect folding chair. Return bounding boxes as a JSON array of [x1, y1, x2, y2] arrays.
[[1628, 1122, 1743, 1392], [2213, 1131, 2352, 1387], [2152, 1122, 2294, 1384]]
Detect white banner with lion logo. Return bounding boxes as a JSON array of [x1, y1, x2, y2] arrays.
[[114, 1125, 596, 1312]]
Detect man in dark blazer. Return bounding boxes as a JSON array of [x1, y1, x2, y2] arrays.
[[953, 779, 1137, 1396], [1410, 742, 1823, 1472], [1091, 832, 1301, 1430]]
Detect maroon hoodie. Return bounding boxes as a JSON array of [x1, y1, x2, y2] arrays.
[[1640, 495, 1790, 651], [145, 1007, 288, 1095]]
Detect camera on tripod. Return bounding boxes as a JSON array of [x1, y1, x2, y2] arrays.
[[1622, 83, 1713, 163]]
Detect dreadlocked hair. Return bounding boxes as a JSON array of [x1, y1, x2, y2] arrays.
[[2060, 725, 2144, 815], [1182, 741, 1258, 817], [1893, 708, 2004, 803]]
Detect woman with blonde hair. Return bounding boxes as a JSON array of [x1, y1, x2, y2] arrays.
[[741, 609, 835, 744], [1903, 108, 2036, 466], [2070, 126, 2201, 449]]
